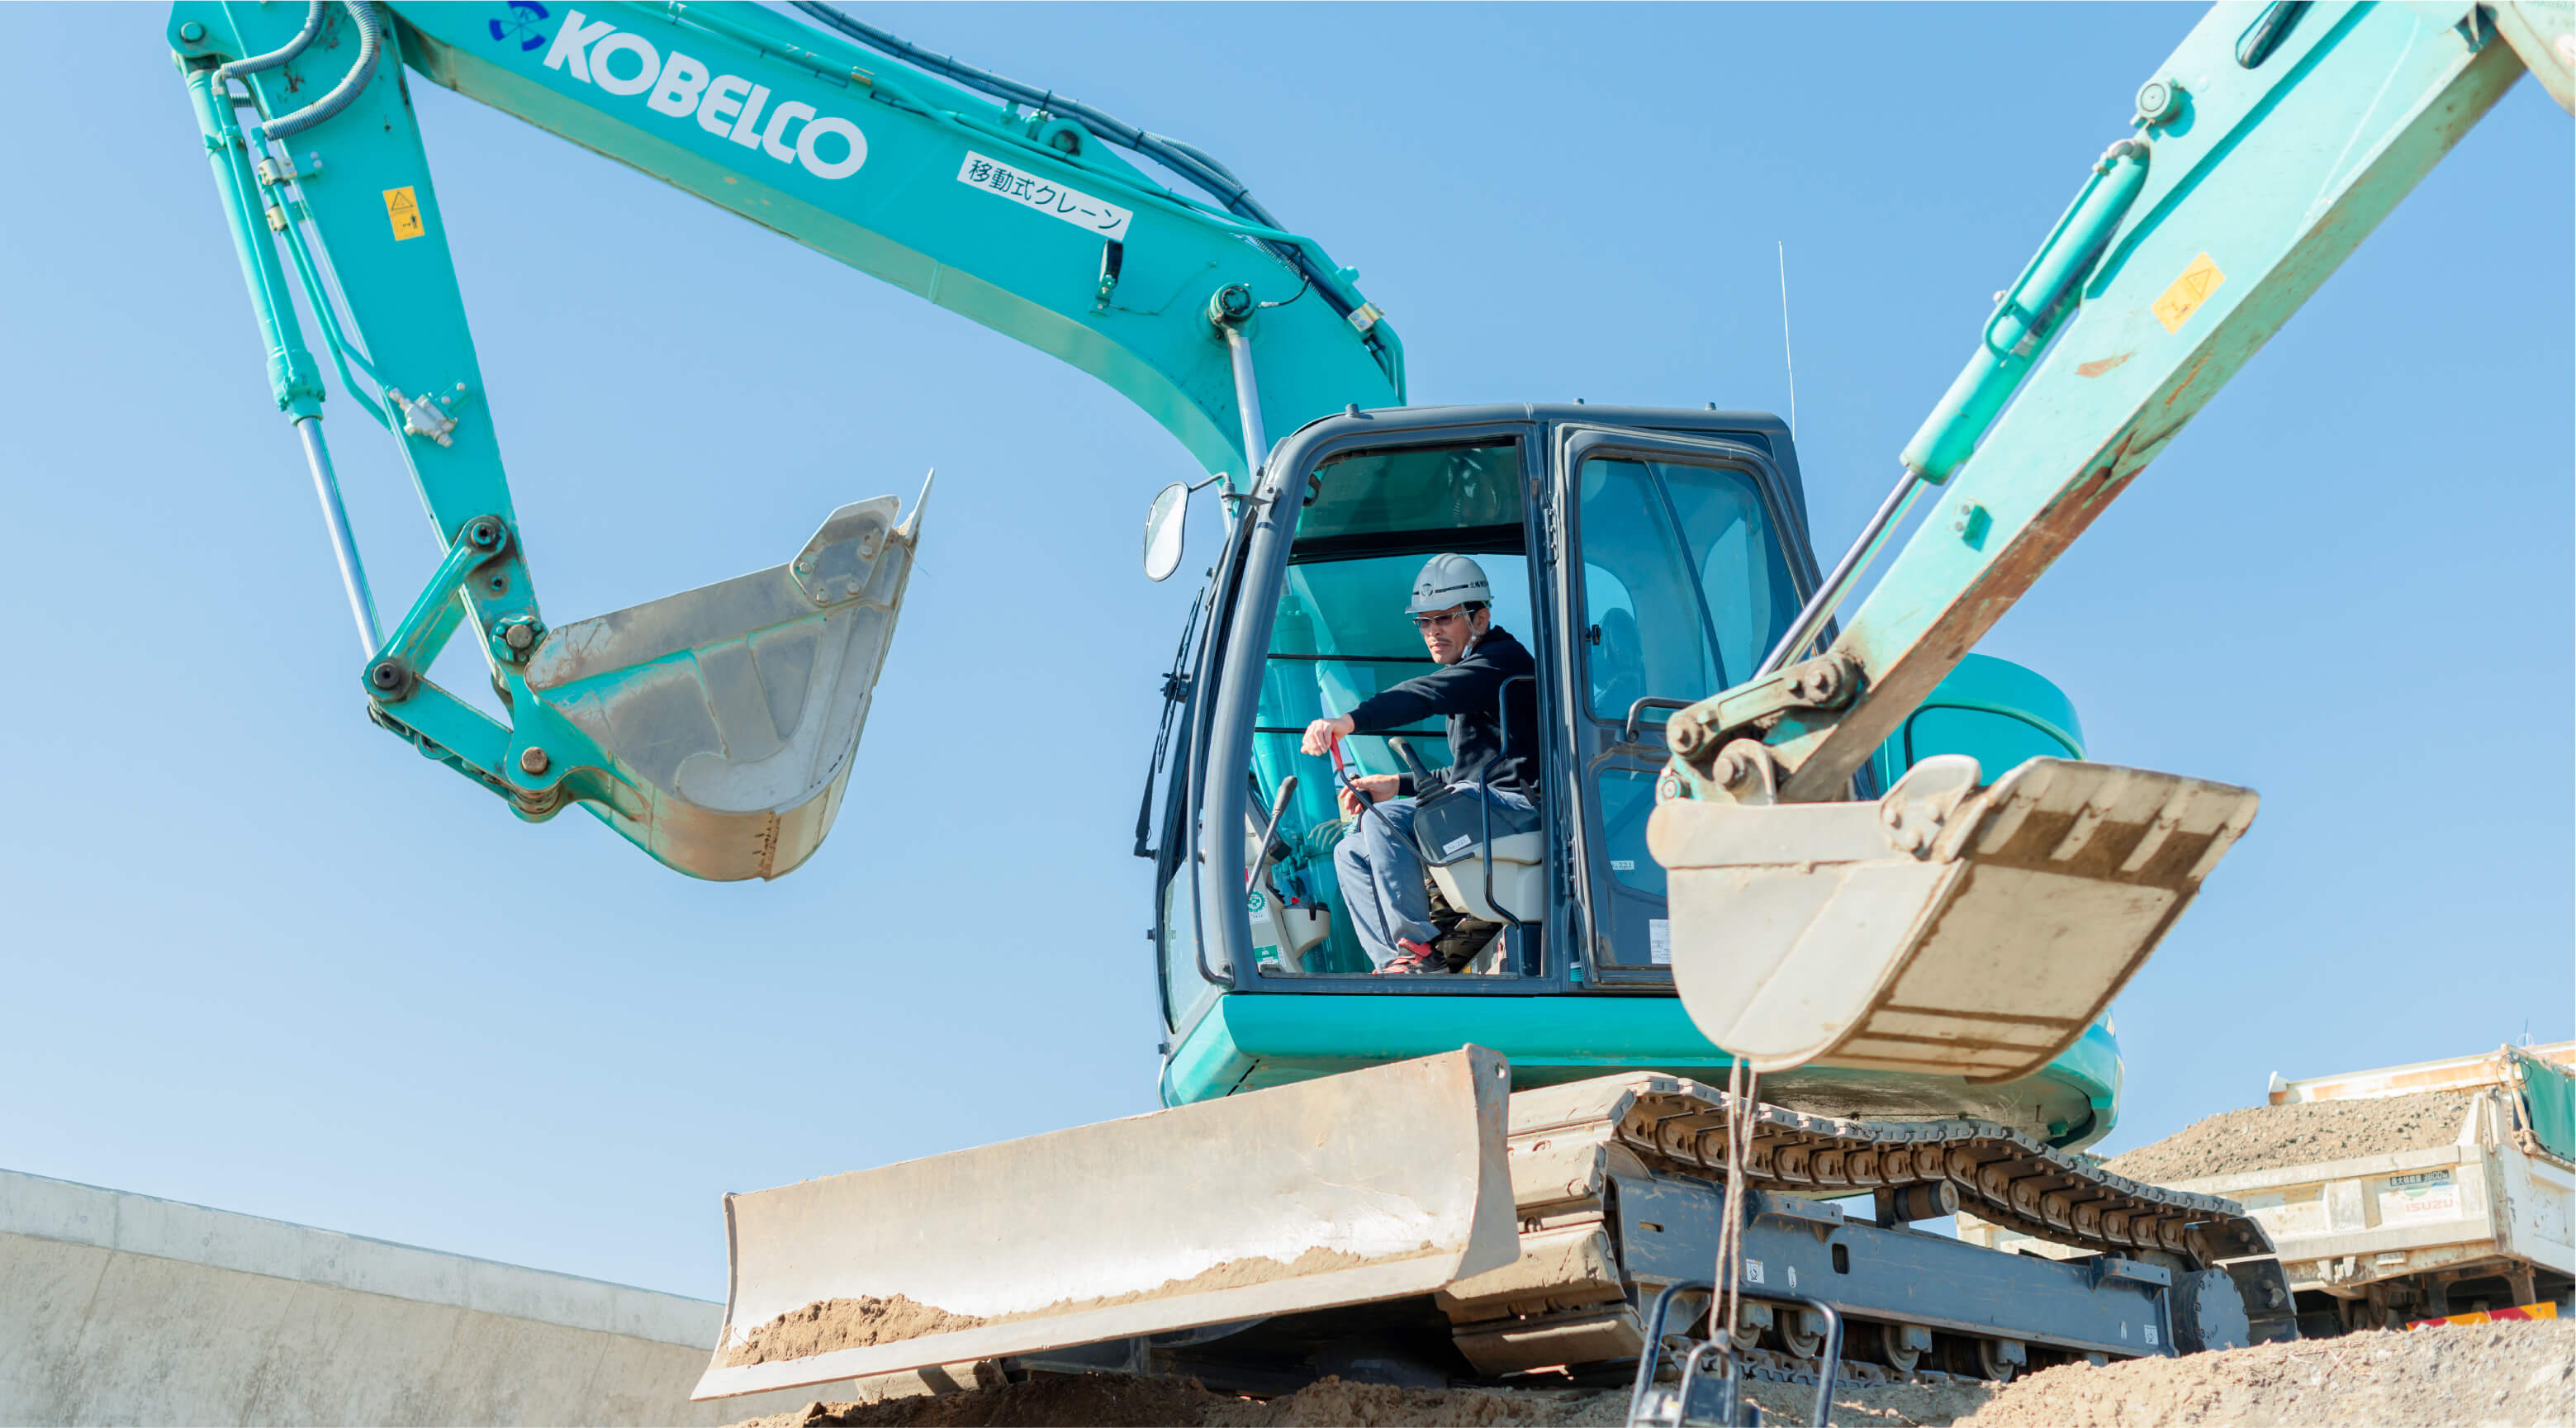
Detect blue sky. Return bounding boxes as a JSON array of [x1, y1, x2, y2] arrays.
[[1, 3, 2566, 1301]]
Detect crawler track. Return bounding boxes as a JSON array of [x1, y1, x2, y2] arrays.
[[1439, 1074, 2294, 1376], [1543, 1075, 2278, 1264]]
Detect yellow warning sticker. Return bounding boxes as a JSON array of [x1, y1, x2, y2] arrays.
[[382, 186, 425, 241], [2151, 252, 2223, 333]]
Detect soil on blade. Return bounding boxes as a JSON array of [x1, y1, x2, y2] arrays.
[[725, 1298, 989, 1367], [2103, 1090, 2477, 1184], [723, 1248, 1382, 1366]]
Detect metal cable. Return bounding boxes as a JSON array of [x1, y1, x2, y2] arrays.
[[1713, 1060, 1762, 1356]]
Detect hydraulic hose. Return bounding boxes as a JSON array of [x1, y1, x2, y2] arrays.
[[785, 1, 1282, 230], [215, 0, 329, 91], [783, 1, 1372, 334], [260, 1, 382, 142]]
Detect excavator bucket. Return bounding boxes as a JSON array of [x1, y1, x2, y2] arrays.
[[690, 1047, 1520, 1402], [524, 486, 926, 881], [1651, 756, 2257, 1082]]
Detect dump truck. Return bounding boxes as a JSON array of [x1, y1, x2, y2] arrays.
[[1969, 1045, 2576, 1337]]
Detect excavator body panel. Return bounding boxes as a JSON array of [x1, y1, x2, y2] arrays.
[[1159, 990, 2127, 1141]]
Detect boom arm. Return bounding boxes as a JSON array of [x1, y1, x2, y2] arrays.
[[169, 0, 1400, 878], [1646, 0, 2566, 1081], [1661, 0, 2569, 806]]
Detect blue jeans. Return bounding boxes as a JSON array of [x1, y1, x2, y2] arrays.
[[1332, 782, 1534, 969]]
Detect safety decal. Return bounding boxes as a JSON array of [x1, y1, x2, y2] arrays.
[[956, 151, 1131, 241], [2151, 252, 2224, 333], [1649, 917, 1672, 965], [382, 187, 425, 241]]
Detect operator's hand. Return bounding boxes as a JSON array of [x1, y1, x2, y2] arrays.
[[1338, 774, 1401, 818], [1301, 714, 1357, 757]]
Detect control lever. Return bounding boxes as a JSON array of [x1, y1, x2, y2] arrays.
[[1330, 738, 1402, 840], [1248, 774, 1299, 888], [1388, 736, 1433, 789]]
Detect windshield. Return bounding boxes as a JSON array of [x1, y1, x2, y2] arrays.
[[1296, 441, 1523, 544]]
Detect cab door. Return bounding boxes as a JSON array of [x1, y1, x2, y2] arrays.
[[1550, 428, 1813, 983]]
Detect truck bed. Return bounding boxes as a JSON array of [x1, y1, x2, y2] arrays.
[[1961, 1045, 2574, 1333]]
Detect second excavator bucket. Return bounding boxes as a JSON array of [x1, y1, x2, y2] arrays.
[[1651, 756, 2258, 1082], [524, 486, 926, 881], [690, 1048, 1519, 1402]]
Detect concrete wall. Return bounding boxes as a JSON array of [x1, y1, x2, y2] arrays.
[[0, 1167, 869, 1426]]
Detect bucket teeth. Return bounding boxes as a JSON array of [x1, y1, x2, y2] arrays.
[[1653, 757, 2258, 1079]]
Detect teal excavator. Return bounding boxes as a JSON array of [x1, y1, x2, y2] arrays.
[[172, 0, 2570, 1409]]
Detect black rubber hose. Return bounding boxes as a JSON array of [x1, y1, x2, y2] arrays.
[[786, 1, 1279, 228], [784, 1, 1361, 325]]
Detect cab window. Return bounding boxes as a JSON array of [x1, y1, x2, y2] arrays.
[[1245, 439, 1535, 976], [1578, 458, 1799, 726], [1575, 453, 1799, 955]]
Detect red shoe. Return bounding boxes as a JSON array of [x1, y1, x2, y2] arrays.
[[1377, 939, 1447, 975]]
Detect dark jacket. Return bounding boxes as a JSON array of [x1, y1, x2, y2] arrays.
[[1347, 626, 1539, 799]]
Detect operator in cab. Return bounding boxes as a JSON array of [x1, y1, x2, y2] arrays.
[[1300, 555, 1540, 975]]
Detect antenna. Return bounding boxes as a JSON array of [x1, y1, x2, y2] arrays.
[[1777, 240, 1797, 437]]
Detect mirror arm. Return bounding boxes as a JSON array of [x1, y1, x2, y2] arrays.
[[1142, 471, 1238, 582]]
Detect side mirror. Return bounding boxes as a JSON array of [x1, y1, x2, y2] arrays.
[[1143, 481, 1188, 581]]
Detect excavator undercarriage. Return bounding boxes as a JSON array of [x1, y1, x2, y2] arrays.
[[1438, 1074, 2295, 1379], [691, 1052, 2295, 1405]]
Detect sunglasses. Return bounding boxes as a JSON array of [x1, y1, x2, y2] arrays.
[[1412, 607, 1476, 630]]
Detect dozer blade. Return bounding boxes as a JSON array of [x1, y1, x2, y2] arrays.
[[1651, 756, 2257, 1082], [690, 1047, 1520, 1402], [524, 486, 925, 881]]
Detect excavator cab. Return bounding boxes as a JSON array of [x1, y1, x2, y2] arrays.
[[1142, 405, 2126, 1138]]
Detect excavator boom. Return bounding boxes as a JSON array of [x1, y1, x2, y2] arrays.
[[172, 0, 1394, 880]]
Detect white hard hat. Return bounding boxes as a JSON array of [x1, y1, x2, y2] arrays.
[[1407, 553, 1492, 614]]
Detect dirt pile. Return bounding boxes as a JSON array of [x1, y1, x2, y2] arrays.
[[1956, 1318, 2574, 1426], [2104, 1091, 2477, 1184], [734, 1373, 1993, 1427], [731, 1321, 2574, 1427]]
